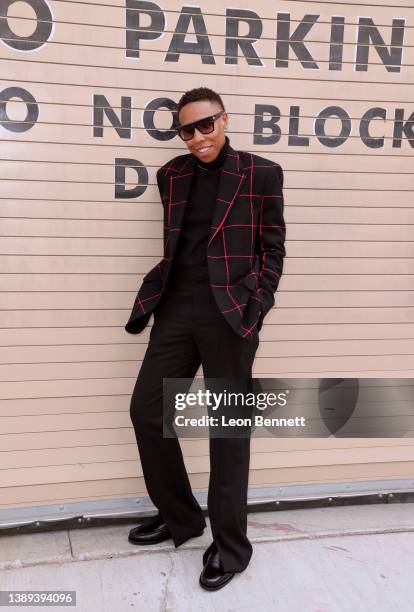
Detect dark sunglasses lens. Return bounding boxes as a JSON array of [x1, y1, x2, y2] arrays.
[[197, 118, 214, 134], [178, 126, 195, 140]]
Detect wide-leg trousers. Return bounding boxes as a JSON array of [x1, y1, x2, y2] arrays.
[[129, 266, 259, 573]]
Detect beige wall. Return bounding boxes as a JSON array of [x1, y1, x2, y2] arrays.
[[1, 1, 413, 511]]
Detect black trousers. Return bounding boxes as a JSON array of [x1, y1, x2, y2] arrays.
[[129, 266, 259, 572]]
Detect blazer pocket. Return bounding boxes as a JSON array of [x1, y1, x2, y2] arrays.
[[241, 254, 261, 291], [241, 274, 258, 291]]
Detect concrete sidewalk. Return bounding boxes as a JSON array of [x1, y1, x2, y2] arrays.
[[1, 503, 413, 611]]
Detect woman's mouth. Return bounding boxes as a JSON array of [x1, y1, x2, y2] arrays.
[[196, 145, 212, 156]]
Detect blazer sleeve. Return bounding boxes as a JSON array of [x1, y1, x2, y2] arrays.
[[256, 164, 286, 323], [156, 166, 170, 257], [156, 167, 164, 199]]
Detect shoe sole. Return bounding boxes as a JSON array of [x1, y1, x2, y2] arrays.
[[128, 533, 172, 545], [199, 572, 235, 591], [128, 528, 204, 546]]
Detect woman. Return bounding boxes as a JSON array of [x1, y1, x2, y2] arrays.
[[125, 86, 286, 591]]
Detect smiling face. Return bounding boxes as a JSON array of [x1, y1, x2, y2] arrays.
[[177, 99, 228, 163]]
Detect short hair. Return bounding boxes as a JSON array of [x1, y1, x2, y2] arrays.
[[177, 87, 225, 115]]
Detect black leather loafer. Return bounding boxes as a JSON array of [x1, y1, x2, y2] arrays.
[[128, 513, 172, 545], [199, 542, 235, 591]]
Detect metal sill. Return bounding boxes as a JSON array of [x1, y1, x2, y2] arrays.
[[1, 479, 413, 536]]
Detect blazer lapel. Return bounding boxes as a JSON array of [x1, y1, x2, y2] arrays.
[[208, 144, 246, 247], [164, 141, 246, 258], [164, 155, 195, 258]]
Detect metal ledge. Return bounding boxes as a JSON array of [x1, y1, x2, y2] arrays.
[[1, 479, 413, 536]]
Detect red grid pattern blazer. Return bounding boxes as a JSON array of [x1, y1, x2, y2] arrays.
[[125, 141, 286, 341]]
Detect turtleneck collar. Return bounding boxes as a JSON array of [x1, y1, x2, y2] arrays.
[[194, 135, 230, 171]]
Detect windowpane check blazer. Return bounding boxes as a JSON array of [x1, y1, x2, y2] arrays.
[[124, 141, 286, 341]]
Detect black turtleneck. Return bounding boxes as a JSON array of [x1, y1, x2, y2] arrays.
[[169, 136, 229, 279]]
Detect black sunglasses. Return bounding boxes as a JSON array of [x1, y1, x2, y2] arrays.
[[176, 110, 224, 141]]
